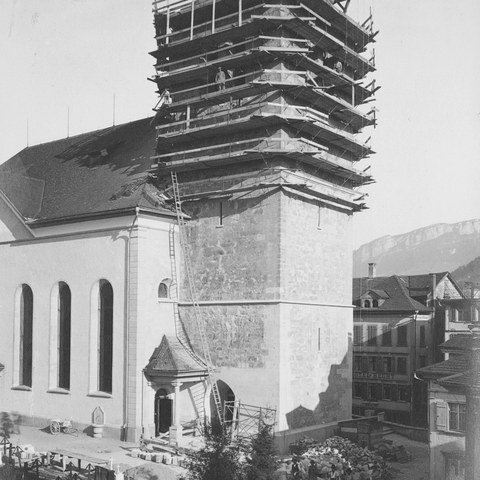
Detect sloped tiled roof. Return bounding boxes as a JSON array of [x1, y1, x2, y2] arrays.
[[398, 272, 464, 300], [0, 117, 173, 224], [145, 335, 207, 375], [439, 334, 474, 351], [438, 370, 480, 389], [368, 289, 389, 299], [417, 355, 468, 379], [398, 273, 448, 292], [353, 275, 431, 312]]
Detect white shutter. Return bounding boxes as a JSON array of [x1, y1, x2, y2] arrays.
[[435, 401, 447, 431]]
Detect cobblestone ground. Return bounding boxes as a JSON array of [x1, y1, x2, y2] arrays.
[[384, 433, 429, 480]]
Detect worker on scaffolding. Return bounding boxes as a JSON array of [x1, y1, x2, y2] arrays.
[[215, 67, 226, 90], [162, 88, 172, 105]]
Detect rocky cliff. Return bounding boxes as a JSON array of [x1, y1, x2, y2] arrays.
[[354, 219, 480, 276]]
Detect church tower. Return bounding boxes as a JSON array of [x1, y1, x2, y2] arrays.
[[149, 0, 377, 430]]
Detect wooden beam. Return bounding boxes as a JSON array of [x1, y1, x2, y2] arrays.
[[212, 0, 216, 33], [166, 6, 171, 45], [190, 0, 195, 40]]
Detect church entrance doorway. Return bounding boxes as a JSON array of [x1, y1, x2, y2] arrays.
[[154, 388, 172, 436], [210, 380, 236, 422]]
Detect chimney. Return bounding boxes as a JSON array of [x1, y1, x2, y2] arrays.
[[368, 263, 376, 279], [431, 273, 437, 304]]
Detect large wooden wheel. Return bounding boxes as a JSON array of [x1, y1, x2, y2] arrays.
[[49, 421, 60, 435]]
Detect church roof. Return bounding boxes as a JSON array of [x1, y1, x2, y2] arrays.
[[0, 117, 174, 225], [145, 335, 207, 376]]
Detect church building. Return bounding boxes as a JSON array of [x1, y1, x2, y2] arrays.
[[0, 0, 376, 443]]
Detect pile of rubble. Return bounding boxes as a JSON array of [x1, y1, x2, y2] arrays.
[[288, 436, 394, 479], [373, 439, 412, 463]]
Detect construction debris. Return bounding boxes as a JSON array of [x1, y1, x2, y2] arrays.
[[288, 436, 394, 479], [373, 439, 412, 463]]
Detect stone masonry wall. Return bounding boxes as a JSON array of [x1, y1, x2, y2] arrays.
[[174, 162, 354, 429], [181, 188, 282, 300]]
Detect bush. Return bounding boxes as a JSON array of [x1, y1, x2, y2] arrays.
[[182, 421, 244, 480], [245, 425, 279, 480]]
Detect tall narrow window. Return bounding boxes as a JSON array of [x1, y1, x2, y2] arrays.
[[317, 206, 322, 229], [383, 356, 393, 373], [367, 325, 377, 346], [353, 356, 362, 372], [20, 285, 33, 387], [397, 357, 407, 374], [448, 403, 466, 432], [317, 328, 321, 351], [381, 324, 392, 346], [397, 324, 408, 346], [99, 281, 113, 394], [218, 201, 223, 226], [353, 325, 363, 345], [58, 283, 71, 390], [419, 325, 426, 347]]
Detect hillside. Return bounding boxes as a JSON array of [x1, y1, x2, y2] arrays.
[[354, 219, 480, 277], [452, 256, 480, 292]]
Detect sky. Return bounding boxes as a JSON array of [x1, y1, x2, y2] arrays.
[[1, 0, 479, 248]]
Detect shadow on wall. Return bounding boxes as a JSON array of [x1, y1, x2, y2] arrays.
[[285, 337, 352, 429]]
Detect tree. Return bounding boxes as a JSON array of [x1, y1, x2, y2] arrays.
[[182, 420, 244, 480], [244, 425, 279, 480]]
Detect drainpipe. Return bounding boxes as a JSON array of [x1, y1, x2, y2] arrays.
[[123, 207, 140, 440], [410, 310, 418, 425], [430, 273, 437, 362]]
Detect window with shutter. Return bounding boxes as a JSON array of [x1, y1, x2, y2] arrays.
[[435, 402, 447, 431]]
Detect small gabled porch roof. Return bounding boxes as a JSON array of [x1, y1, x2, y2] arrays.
[[144, 335, 208, 382]]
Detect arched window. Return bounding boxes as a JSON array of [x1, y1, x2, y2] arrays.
[[158, 278, 172, 300], [20, 284, 33, 387], [98, 281, 113, 393], [372, 299, 379, 308], [58, 283, 71, 390], [364, 300, 371, 308]]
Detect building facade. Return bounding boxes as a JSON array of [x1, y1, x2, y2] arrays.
[[0, 0, 377, 442], [352, 269, 472, 426], [418, 327, 480, 480]]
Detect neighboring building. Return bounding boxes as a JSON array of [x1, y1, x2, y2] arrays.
[[352, 267, 474, 426], [418, 327, 480, 480], [0, 0, 377, 442]]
